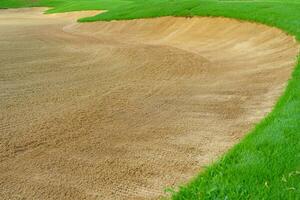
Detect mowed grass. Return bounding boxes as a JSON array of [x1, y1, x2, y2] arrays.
[[1, 0, 300, 199]]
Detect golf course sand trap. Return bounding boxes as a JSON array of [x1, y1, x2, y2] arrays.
[[0, 8, 299, 200]]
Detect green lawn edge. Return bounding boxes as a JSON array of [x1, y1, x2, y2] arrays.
[[1, 1, 299, 199]]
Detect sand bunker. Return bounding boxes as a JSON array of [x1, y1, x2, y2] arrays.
[[0, 8, 299, 200]]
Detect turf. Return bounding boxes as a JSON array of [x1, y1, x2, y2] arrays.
[[1, 0, 299, 199]]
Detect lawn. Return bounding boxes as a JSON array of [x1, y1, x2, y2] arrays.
[[1, 0, 299, 199]]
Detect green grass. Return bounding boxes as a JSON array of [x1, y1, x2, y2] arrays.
[[1, 0, 300, 199]]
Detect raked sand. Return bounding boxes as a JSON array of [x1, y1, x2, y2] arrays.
[[0, 8, 299, 200]]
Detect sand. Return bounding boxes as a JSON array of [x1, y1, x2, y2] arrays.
[[0, 8, 299, 200]]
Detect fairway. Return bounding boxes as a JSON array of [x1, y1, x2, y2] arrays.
[[1, 7, 298, 199]]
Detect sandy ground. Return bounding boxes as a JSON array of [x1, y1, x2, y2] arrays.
[[0, 8, 299, 200]]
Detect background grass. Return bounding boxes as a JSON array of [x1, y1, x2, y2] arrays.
[[1, 0, 299, 199]]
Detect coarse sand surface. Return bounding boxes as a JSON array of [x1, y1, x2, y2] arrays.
[[0, 8, 299, 200]]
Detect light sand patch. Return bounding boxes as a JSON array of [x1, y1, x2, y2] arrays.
[[0, 8, 299, 200], [46, 10, 103, 21]]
